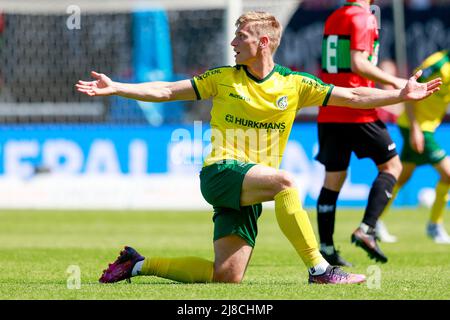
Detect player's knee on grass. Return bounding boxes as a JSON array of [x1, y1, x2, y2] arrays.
[[213, 256, 248, 284], [213, 235, 253, 284], [213, 266, 244, 284]]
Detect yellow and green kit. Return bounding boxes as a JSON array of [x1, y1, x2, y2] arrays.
[[397, 50, 450, 165], [192, 64, 333, 247]]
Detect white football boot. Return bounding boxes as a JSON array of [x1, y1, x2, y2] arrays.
[[426, 222, 450, 244], [375, 220, 398, 243]]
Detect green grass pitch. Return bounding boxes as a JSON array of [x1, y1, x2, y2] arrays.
[[0, 208, 449, 300]]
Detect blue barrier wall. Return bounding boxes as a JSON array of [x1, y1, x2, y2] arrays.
[[0, 123, 448, 207]]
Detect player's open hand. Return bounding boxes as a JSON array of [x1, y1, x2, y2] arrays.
[[400, 70, 442, 101], [75, 71, 116, 96]]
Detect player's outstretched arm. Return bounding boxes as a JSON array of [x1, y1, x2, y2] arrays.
[[76, 71, 197, 102], [351, 50, 408, 89], [327, 70, 442, 109]]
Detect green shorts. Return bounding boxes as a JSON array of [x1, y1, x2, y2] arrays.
[[400, 127, 447, 166], [199, 160, 262, 247]]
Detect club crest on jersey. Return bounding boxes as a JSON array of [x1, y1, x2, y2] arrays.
[[276, 96, 288, 110]]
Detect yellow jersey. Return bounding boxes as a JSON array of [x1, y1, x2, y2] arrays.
[[191, 64, 333, 168], [397, 50, 450, 132]]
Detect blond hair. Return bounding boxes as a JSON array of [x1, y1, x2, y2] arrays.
[[235, 11, 283, 53]]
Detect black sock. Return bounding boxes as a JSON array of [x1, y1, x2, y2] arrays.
[[317, 187, 340, 248], [362, 172, 397, 228]]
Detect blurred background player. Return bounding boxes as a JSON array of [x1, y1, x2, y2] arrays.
[[316, 0, 410, 266], [374, 59, 405, 242], [76, 11, 439, 285], [377, 50, 450, 244]]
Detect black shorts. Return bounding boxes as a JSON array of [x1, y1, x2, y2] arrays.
[[315, 120, 398, 172]]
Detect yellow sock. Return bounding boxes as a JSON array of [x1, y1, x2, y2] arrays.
[[379, 185, 400, 220], [274, 188, 323, 268], [430, 182, 449, 224], [140, 257, 213, 283]]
